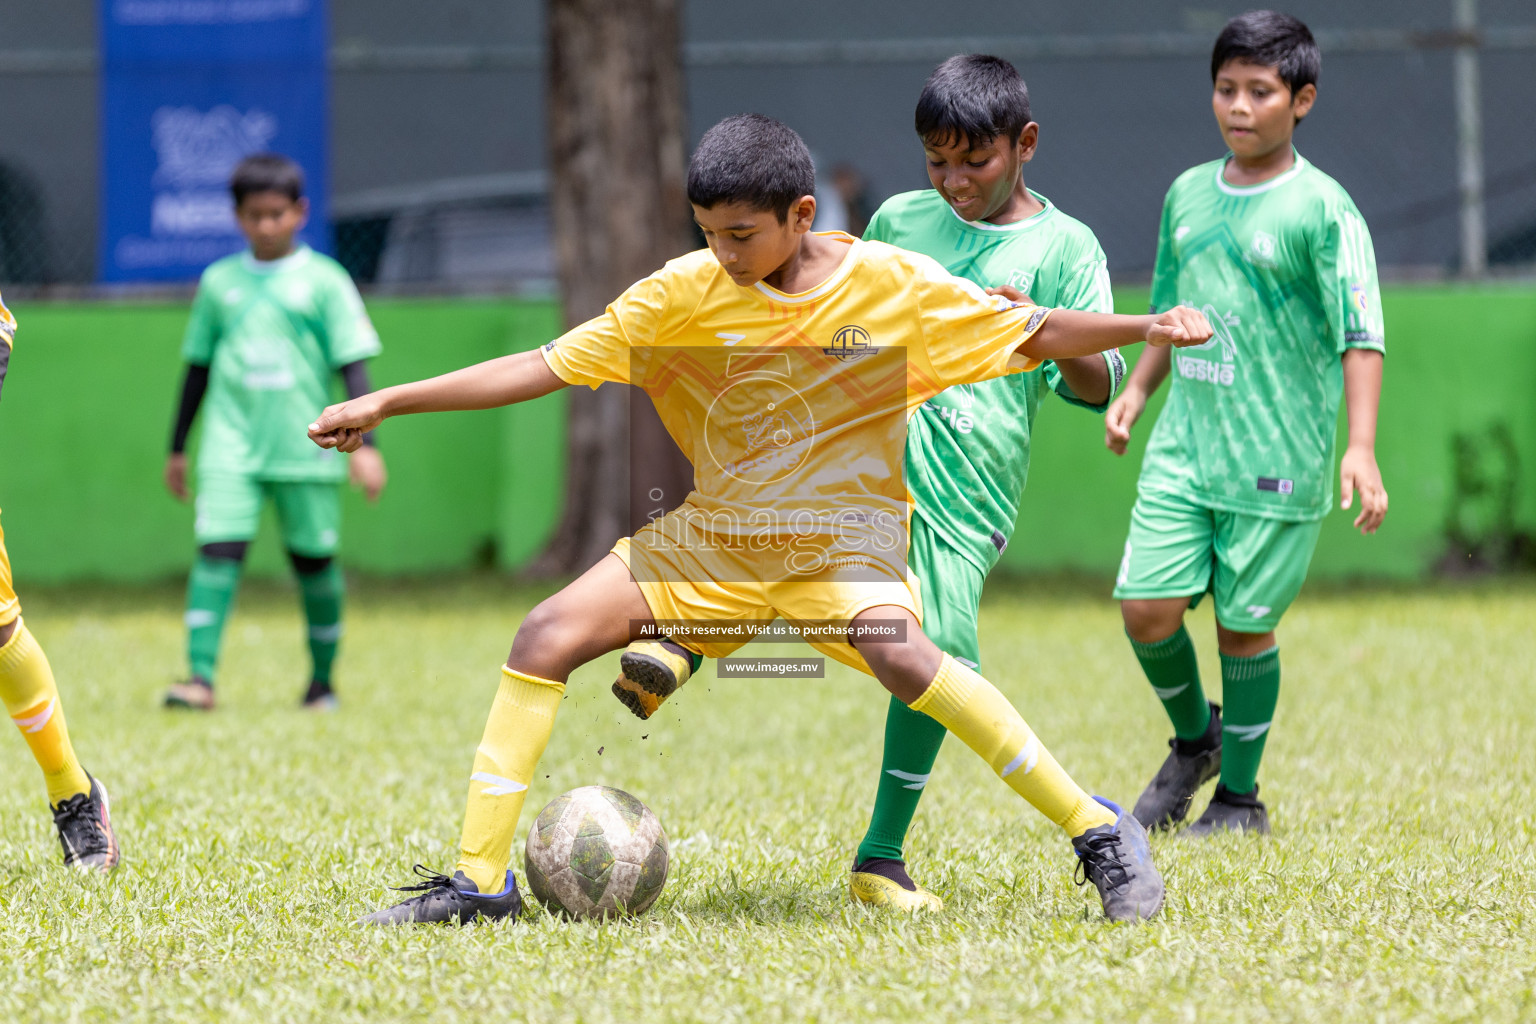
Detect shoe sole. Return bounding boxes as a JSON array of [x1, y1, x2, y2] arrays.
[[164, 696, 215, 711], [619, 651, 683, 697], [611, 679, 656, 720]]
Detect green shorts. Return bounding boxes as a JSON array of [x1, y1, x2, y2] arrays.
[[1112, 489, 1322, 633], [909, 513, 985, 670], [194, 475, 341, 556]]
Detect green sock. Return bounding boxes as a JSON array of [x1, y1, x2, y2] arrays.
[[1129, 625, 1210, 740], [297, 562, 344, 685], [855, 694, 948, 864], [186, 555, 242, 683], [1219, 646, 1281, 794]]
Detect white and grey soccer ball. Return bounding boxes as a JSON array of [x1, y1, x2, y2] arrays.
[[524, 785, 669, 920]]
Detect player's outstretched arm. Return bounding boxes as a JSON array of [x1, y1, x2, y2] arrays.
[[1020, 306, 1211, 363], [1105, 346, 1172, 456], [988, 283, 1113, 406], [309, 348, 567, 453], [1340, 348, 1388, 534]]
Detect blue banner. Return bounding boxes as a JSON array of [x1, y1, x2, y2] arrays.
[[99, 0, 329, 283]]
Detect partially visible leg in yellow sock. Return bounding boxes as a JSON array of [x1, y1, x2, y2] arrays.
[[911, 654, 1115, 838], [0, 620, 91, 805], [455, 666, 566, 893]]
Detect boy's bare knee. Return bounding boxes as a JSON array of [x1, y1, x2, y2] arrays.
[[507, 600, 580, 678], [1121, 599, 1185, 644], [861, 636, 942, 707], [1216, 622, 1276, 657]]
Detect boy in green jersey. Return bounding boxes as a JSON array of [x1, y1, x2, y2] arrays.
[[163, 154, 387, 712], [609, 56, 1127, 911], [1107, 12, 1389, 835]]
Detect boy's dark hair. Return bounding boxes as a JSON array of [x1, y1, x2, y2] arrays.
[[1211, 10, 1320, 95], [915, 54, 1032, 148], [686, 114, 814, 222], [229, 153, 305, 206]]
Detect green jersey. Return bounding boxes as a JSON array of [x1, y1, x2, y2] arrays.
[[1142, 153, 1385, 521], [866, 188, 1123, 574], [183, 246, 382, 482]]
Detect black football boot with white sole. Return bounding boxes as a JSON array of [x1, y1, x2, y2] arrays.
[[51, 775, 121, 874]]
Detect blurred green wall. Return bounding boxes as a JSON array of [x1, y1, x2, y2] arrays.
[[0, 286, 1531, 585], [0, 298, 565, 582]]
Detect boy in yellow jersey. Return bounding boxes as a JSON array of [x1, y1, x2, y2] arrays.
[[0, 292, 120, 872], [312, 115, 1212, 926]]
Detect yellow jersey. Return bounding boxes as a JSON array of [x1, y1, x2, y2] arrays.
[[0, 289, 14, 348], [541, 233, 1051, 583]]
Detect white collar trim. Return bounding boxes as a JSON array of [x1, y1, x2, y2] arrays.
[[241, 246, 313, 274], [945, 190, 1056, 233], [1214, 152, 1308, 196], [754, 232, 860, 305]]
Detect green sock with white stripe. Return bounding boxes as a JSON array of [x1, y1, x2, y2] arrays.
[[186, 554, 242, 684], [297, 562, 344, 685], [1218, 646, 1281, 794], [855, 694, 948, 864], [1129, 625, 1211, 741]]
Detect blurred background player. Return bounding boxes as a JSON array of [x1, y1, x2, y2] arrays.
[[162, 153, 387, 712], [1106, 12, 1389, 836], [609, 55, 1127, 913], [309, 114, 1215, 926], [0, 290, 119, 872]]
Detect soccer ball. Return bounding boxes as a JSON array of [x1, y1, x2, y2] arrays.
[[524, 785, 669, 920]]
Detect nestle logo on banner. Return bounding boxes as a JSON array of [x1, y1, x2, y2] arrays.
[[150, 106, 277, 236]]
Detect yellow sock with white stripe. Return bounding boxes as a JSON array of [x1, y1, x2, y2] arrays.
[[0, 620, 91, 805], [910, 654, 1115, 838], [455, 666, 566, 893]]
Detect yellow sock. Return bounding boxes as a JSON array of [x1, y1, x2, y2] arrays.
[[910, 654, 1115, 837], [455, 666, 565, 893], [0, 620, 91, 805]]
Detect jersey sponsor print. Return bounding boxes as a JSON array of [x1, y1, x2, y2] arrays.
[[1142, 153, 1385, 521]]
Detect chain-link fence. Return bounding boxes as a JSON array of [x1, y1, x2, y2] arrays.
[[2, 2, 1535, 290]]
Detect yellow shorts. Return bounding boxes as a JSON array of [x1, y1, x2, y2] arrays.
[[0, 512, 18, 627], [613, 517, 924, 676]]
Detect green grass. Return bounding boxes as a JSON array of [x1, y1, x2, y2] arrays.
[[0, 576, 1531, 1023]]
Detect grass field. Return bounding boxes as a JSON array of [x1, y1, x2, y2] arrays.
[[0, 575, 1531, 1023]]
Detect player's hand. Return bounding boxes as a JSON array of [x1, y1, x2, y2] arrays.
[[164, 453, 190, 501], [1339, 443, 1388, 534], [309, 395, 387, 454], [1145, 305, 1212, 348], [1105, 388, 1147, 456], [349, 446, 388, 503], [985, 284, 1035, 306]]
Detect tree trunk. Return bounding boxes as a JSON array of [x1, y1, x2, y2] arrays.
[[529, 0, 695, 577]]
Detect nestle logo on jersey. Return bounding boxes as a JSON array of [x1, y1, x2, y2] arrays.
[[824, 324, 876, 361]]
